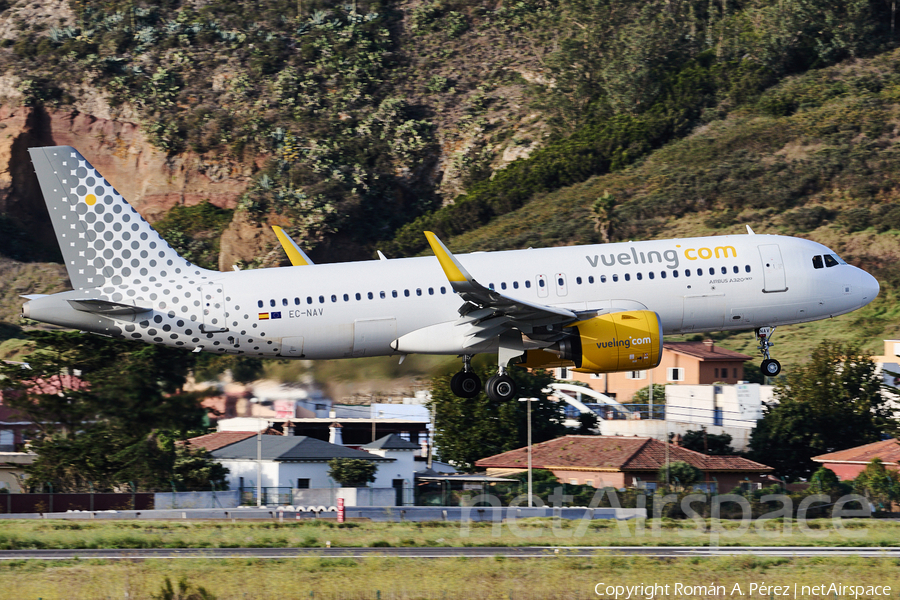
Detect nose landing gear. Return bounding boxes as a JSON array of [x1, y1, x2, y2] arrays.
[[756, 326, 782, 377]]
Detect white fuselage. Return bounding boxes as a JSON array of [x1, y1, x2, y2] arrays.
[[25, 233, 878, 360]]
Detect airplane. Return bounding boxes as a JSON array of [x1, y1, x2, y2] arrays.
[[22, 146, 880, 401]]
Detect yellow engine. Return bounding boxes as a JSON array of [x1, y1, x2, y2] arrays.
[[518, 310, 663, 373]]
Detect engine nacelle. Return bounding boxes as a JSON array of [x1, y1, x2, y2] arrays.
[[520, 311, 663, 373]]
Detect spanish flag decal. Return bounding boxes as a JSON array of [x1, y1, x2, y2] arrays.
[[258, 313, 270, 320]]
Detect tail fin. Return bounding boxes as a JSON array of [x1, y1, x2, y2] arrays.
[[28, 146, 208, 290]]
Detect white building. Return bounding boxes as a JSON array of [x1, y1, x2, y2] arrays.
[[209, 435, 396, 491], [558, 383, 772, 452]]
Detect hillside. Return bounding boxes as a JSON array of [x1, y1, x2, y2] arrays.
[[0, 0, 897, 372]]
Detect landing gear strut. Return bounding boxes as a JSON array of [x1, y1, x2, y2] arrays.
[[756, 326, 782, 377], [450, 355, 481, 398]]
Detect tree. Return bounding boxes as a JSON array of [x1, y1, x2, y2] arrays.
[[679, 429, 736, 455], [657, 461, 702, 491], [748, 341, 897, 481], [327, 458, 377, 487], [808, 466, 850, 495], [571, 411, 599, 434], [853, 458, 900, 510], [0, 331, 216, 492], [429, 365, 566, 471]]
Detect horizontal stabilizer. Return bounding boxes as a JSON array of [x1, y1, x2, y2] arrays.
[[67, 299, 153, 316]]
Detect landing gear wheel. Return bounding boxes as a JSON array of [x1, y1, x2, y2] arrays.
[[451, 371, 481, 398], [485, 374, 517, 402], [761, 358, 782, 377]]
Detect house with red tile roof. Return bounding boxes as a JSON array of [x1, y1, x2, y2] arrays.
[[475, 435, 772, 493], [812, 438, 900, 480], [557, 340, 752, 402]]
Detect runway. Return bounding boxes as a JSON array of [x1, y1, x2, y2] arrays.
[[0, 546, 898, 560]]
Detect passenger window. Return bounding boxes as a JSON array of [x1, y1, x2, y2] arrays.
[[624, 273, 631, 281], [283, 298, 288, 306], [733, 266, 739, 274], [501, 282, 507, 290], [270, 299, 276, 307], [307, 296, 313, 304], [513, 281, 519, 289], [648, 272, 654, 280], [392, 290, 398, 298], [697, 269, 703, 276], [489, 283, 495, 290], [538, 279, 545, 288], [745, 265, 751, 273], [824, 254, 839, 267], [356, 293, 362, 300], [671, 270, 677, 278], [708, 268, 715, 275], [416, 288, 422, 296], [331, 295, 337, 303], [813, 255, 824, 269], [600, 275, 607, 283], [380, 291, 386, 299], [721, 266, 727, 275], [557, 277, 564, 286], [294, 298, 301, 305], [368, 292, 374, 299], [525, 280, 532, 288], [612, 274, 619, 282], [257, 300, 263, 308], [319, 295, 325, 303], [636, 273, 642, 280], [343, 294, 349, 301], [684, 269, 691, 277], [404, 289, 410, 297], [428, 288, 434, 295], [576, 277, 582, 285], [441, 287, 447, 294], [588, 276, 594, 284]]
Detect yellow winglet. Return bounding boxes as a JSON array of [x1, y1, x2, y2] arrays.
[[272, 226, 314, 266], [424, 231, 472, 284]]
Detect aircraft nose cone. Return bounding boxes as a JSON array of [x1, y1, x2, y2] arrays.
[[859, 270, 880, 305]]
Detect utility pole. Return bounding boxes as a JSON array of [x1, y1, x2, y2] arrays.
[[518, 397, 536, 507]]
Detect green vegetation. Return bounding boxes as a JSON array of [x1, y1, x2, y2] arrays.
[[748, 341, 895, 481], [2, 516, 900, 550], [0, 331, 224, 492], [1, 554, 896, 600], [327, 458, 377, 487], [153, 202, 234, 270], [429, 366, 565, 471]]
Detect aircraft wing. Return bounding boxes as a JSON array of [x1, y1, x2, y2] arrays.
[[425, 232, 579, 345], [272, 226, 314, 266]]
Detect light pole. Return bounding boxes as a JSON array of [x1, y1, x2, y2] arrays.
[[518, 397, 537, 507]]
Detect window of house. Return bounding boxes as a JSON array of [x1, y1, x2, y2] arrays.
[[714, 368, 719, 378], [626, 370, 646, 380], [569, 479, 578, 485], [297, 479, 310, 489], [668, 367, 685, 382], [585, 479, 594, 487]]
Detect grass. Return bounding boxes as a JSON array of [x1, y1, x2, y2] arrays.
[[1, 517, 899, 551], [1, 554, 899, 599]]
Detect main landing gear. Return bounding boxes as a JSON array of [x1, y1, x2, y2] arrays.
[[450, 355, 481, 398], [449, 356, 519, 401], [756, 326, 782, 377]]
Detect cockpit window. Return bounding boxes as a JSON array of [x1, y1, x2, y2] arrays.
[[823, 254, 839, 268], [812, 255, 824, 269]]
